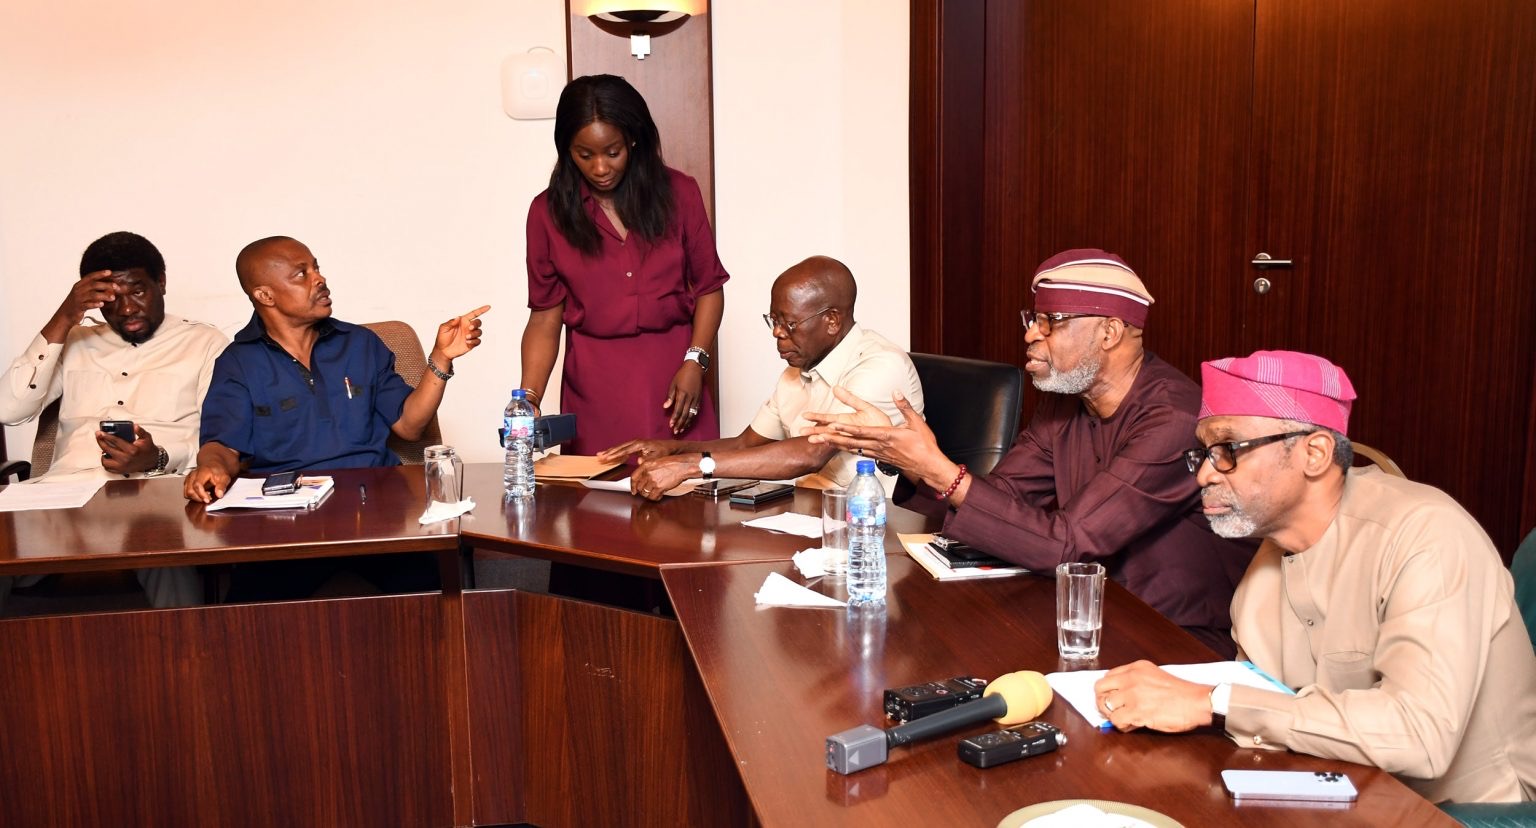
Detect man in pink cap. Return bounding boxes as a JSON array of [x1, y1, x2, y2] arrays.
[[1093, 350, 1536, 804], [805, 249, 1256, 656]]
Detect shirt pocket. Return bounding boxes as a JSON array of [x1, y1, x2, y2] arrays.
[[252, 392, 320, 464], [133, 369, 200, 425], [1319, 650, 1379, 691]]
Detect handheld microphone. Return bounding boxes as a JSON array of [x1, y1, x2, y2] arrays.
[[825, 671, 1052, 774]]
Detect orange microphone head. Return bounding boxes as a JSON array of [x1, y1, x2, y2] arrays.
[[984, 670, 1054, 724]]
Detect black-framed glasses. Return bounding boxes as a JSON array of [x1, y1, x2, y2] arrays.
[[1020, 309, 1099, 337], [1183, 430, 1315, 474], [763, 306, 833, 335]]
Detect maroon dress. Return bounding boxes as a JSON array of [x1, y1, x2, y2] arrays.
[[526, 168, 729, 454], [941, 353, 1259, 657]]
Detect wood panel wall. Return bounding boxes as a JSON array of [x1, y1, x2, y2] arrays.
[[911, 0, 1536, 555], [566, 7, 715, 217]]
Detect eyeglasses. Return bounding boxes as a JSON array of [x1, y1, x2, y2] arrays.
[[1183, 430, 1315, 474], [762, 306, 833, 335], [1020, 309, 1099, 337]]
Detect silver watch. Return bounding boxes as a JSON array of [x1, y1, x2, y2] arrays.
[[144, 444, 170, 477]]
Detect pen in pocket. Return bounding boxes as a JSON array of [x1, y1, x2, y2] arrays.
[[344, 376, 354, 399]]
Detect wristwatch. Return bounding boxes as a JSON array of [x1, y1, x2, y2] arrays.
[[699, 451, 715, 480], [145, 444, 170, 477], [683, 346, 711, 372]]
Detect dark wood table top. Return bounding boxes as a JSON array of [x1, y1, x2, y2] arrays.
[[663, 557, 1454, 827], [459, 463, 937, 577], [0, 466, 458, 574]]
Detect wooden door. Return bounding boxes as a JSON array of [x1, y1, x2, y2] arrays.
[[913, 0, 1536, 554], [1245, 0, 1536, 553], [912, 0, 1257, 376]]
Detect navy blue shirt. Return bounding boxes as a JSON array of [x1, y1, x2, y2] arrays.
[[199, 314, 413, 474]]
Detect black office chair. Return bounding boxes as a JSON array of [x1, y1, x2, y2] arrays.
[[0, 427, 29, 483], [893, 353, 1024, 504]]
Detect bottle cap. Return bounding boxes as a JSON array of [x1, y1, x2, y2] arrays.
[[856, 458, 876, 474], [511, 389, 527, 400]]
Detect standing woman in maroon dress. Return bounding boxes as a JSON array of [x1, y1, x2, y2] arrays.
[[520, 74, 728, 454]]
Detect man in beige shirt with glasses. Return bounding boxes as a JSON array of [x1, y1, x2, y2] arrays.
[[1093, 349, 1536, 804]]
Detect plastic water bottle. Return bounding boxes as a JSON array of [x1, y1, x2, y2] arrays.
[[845, 459, 888, 605], [503, 389, 536, 500]]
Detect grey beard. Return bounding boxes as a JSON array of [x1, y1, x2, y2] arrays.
[[1207, 511, 1258, 539], [1032, 357, 1099, 395]]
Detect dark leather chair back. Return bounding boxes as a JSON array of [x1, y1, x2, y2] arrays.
[[908, 353, 1024, 478]]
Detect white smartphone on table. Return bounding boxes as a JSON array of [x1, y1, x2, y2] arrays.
[[1222, 769, 1359, 803]]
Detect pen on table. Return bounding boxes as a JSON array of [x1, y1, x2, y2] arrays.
[[344, 376, 354, 399], [359, 484, 367, 504]]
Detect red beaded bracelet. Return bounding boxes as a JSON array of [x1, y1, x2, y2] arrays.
[[935, 464, 968, 500]]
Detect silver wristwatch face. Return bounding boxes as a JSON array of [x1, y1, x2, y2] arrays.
[[699, 455, 716, 477]]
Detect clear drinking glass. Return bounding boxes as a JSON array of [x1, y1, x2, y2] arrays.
[[1056, 562, 1106, 659], [821, 488, 850, 576], [424, 445, 463, 506]]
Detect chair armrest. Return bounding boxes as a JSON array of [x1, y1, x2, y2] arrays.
[[0, 459, 31, 483]]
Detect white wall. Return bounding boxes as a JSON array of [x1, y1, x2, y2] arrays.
[[712, 1, 912, 433], [0, 1, 909, 463]]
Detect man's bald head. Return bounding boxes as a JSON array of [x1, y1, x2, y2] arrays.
[[234, 236, 333, 328], [236, 236, 300, 296], [773, 255, 857, 316], [767, 256, 860, 370]]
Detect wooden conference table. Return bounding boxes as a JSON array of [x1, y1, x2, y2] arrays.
[[0, 464, 1451, 827]]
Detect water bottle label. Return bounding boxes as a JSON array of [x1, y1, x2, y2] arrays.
[[848, 497, 885, 523], [504, 416, 534, 439]]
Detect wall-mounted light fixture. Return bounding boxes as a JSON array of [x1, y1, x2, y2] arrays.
[[583, 1, 707, 60]]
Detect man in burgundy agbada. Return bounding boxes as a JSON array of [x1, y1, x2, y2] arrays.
[[807, 249, 1256, 655]]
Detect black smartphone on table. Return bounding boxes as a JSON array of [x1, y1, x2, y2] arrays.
[[728, 482, 795, 506], [261, 471, 301, 496], [927, 535, 1010, 569], [692, 478, 756, 500]]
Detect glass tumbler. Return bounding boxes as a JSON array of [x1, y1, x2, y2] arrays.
[[424, 445, 463, 506]]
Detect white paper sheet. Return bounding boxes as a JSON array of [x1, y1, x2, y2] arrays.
[[580, 478, 701, 497], [0, 479, 106, 512], [741, 512, 823, 538], [205, 476, 334, 511], [753, 571, 846, 608], [1047, 661, 1294, 728]]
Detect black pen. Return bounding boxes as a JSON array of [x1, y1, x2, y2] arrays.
[[359, 484, 367, 504]]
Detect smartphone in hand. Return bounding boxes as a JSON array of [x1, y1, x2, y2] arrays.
[[99, 420, 136, 442]]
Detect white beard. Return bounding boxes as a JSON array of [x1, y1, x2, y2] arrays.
[[1207, 511, 1259, 539], [1032, 352, 1101, 395]]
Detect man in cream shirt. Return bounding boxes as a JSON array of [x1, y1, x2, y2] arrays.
[[601, 255, 923, 498], [0, 232, 227, 607]]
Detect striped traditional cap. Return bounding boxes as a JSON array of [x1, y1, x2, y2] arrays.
[[1199, 350, 1357, 435], [1030, 248, 1153, 328]]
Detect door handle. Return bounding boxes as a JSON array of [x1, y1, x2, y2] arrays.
[[1251, 253, 1293, 269]]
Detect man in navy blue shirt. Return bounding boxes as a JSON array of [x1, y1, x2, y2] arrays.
[[184, 236, 487, 600], [185, 236, 488, 500]]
